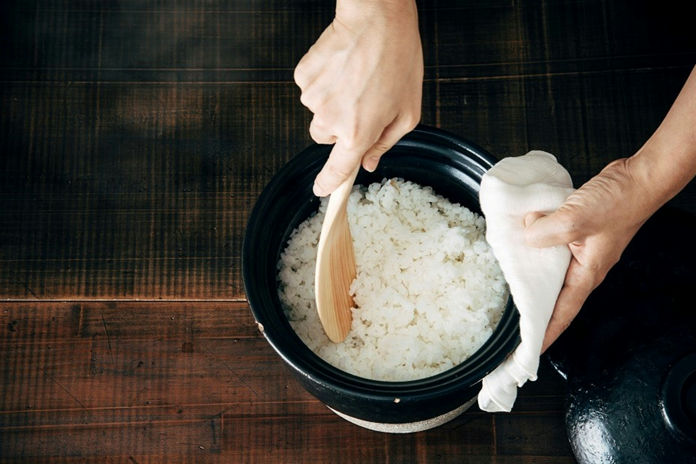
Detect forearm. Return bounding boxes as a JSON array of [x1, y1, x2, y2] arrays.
[[629, 66, 696, 215]]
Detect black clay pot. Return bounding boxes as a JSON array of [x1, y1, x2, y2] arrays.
[[547, 208, 696, 463], [242, 125, 520, 431]]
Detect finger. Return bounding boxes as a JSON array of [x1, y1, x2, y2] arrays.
[[298, 81, 331, 112], [541, 259, 594, 352], [313, 139, 366, 197], [524, 209, 584, 248], [309, 117, 337, 145], [293, 28, 335, 90], [293, 58, 312, 91], [294, 53, 324, 91], [361, 113, 418, 172], [523, 211, 546, 228]]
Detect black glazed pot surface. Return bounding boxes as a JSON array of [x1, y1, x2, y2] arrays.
[[546, 208, 696, 463], [242, 126, 520, 424]]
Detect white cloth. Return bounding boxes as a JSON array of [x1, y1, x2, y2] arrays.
[[477, 151, 575, 412]]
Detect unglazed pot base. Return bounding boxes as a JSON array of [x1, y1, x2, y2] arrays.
[[329, 397, 477, 433]]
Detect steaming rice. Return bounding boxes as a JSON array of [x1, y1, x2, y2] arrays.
[[277, 178, 507, 381]]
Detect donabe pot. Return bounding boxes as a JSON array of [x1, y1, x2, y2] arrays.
[[242, 125, 520, 432]]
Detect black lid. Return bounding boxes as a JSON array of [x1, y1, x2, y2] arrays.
[[547, 208, 696, 463]]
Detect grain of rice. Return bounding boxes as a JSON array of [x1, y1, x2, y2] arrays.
[[277, 178, 507, 381]]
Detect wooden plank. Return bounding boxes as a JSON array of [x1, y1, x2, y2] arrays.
[[495, 412, 575, 458], [434, 0, 523, 76], [436, 78, 528, 158], [436, 67, 696, 207], [0, 301, 572, 461], [0, 455, 577, 464], [0, 301, 258, 342], [0, 82, 311, 299], [0, 1, 332, 81], [0, 456, 577, 464], [222, 412, 494, 463], [431, 0, 696, 80], [4, 1, 692, 84], [0, 302, 309, 412], [495, 375, 576, 458], [5, 399, 575, 463], [1, 409, 224, 459]]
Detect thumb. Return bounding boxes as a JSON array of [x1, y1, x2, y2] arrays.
[[524, 209, 582, 248], [313, 140, 365, 197]]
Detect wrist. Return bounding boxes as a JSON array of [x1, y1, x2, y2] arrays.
[[627, 66, 696, 212], [336, 0, 418, 26], [627, 145, 662, 201], [629, 133, 696, 213]]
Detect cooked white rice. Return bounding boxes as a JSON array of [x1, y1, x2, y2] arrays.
[[277, 178, 507, 381]]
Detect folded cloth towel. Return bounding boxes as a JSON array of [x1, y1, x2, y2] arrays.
[[477, 151, 575, 412]]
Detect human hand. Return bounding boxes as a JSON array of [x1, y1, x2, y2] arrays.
[[524, 158, 660, 352], [524, 66, 696, 352], [294, 0, 423, 197]]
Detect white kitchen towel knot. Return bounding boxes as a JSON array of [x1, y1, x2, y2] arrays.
[[477, 151, 575, 413]]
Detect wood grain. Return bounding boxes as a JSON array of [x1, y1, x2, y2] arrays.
[[0, 301, 571, 462], [1, 0, 695, 461]]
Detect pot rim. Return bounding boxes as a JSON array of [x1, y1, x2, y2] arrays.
[[242, 125, 520, 403]]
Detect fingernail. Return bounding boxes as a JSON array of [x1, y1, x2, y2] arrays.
[[364, 157, 379, 172]]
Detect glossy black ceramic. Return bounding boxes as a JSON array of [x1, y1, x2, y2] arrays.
[[242, 125, 520, 424], [547, 208, 696, 463]]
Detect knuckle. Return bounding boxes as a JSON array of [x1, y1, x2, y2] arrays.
[[310, 129, 333, 145], [338, 117, 362, 145], [344, 129, 360, 147], [341, 136, 362, 152], [603, 157, 630, 174], [343, 130, 378, 154], [402, 112, 421, 131], [373, 142, 391, 153], [293, 53, 314, 88], [299, 91, 317, 110], [309, 116, 336, 145], [293, 67, 305, 88], [309, 126, 323, 143], [556, 212, 584, 242], [309, 116, 323, 132]]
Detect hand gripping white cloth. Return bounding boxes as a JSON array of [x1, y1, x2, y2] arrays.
[[477, 151, 575, 412]]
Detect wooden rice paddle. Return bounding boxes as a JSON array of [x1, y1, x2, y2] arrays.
[[314, 166, 359, 343]]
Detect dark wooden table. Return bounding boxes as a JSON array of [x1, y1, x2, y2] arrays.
[[1, 1, 694, 462]]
